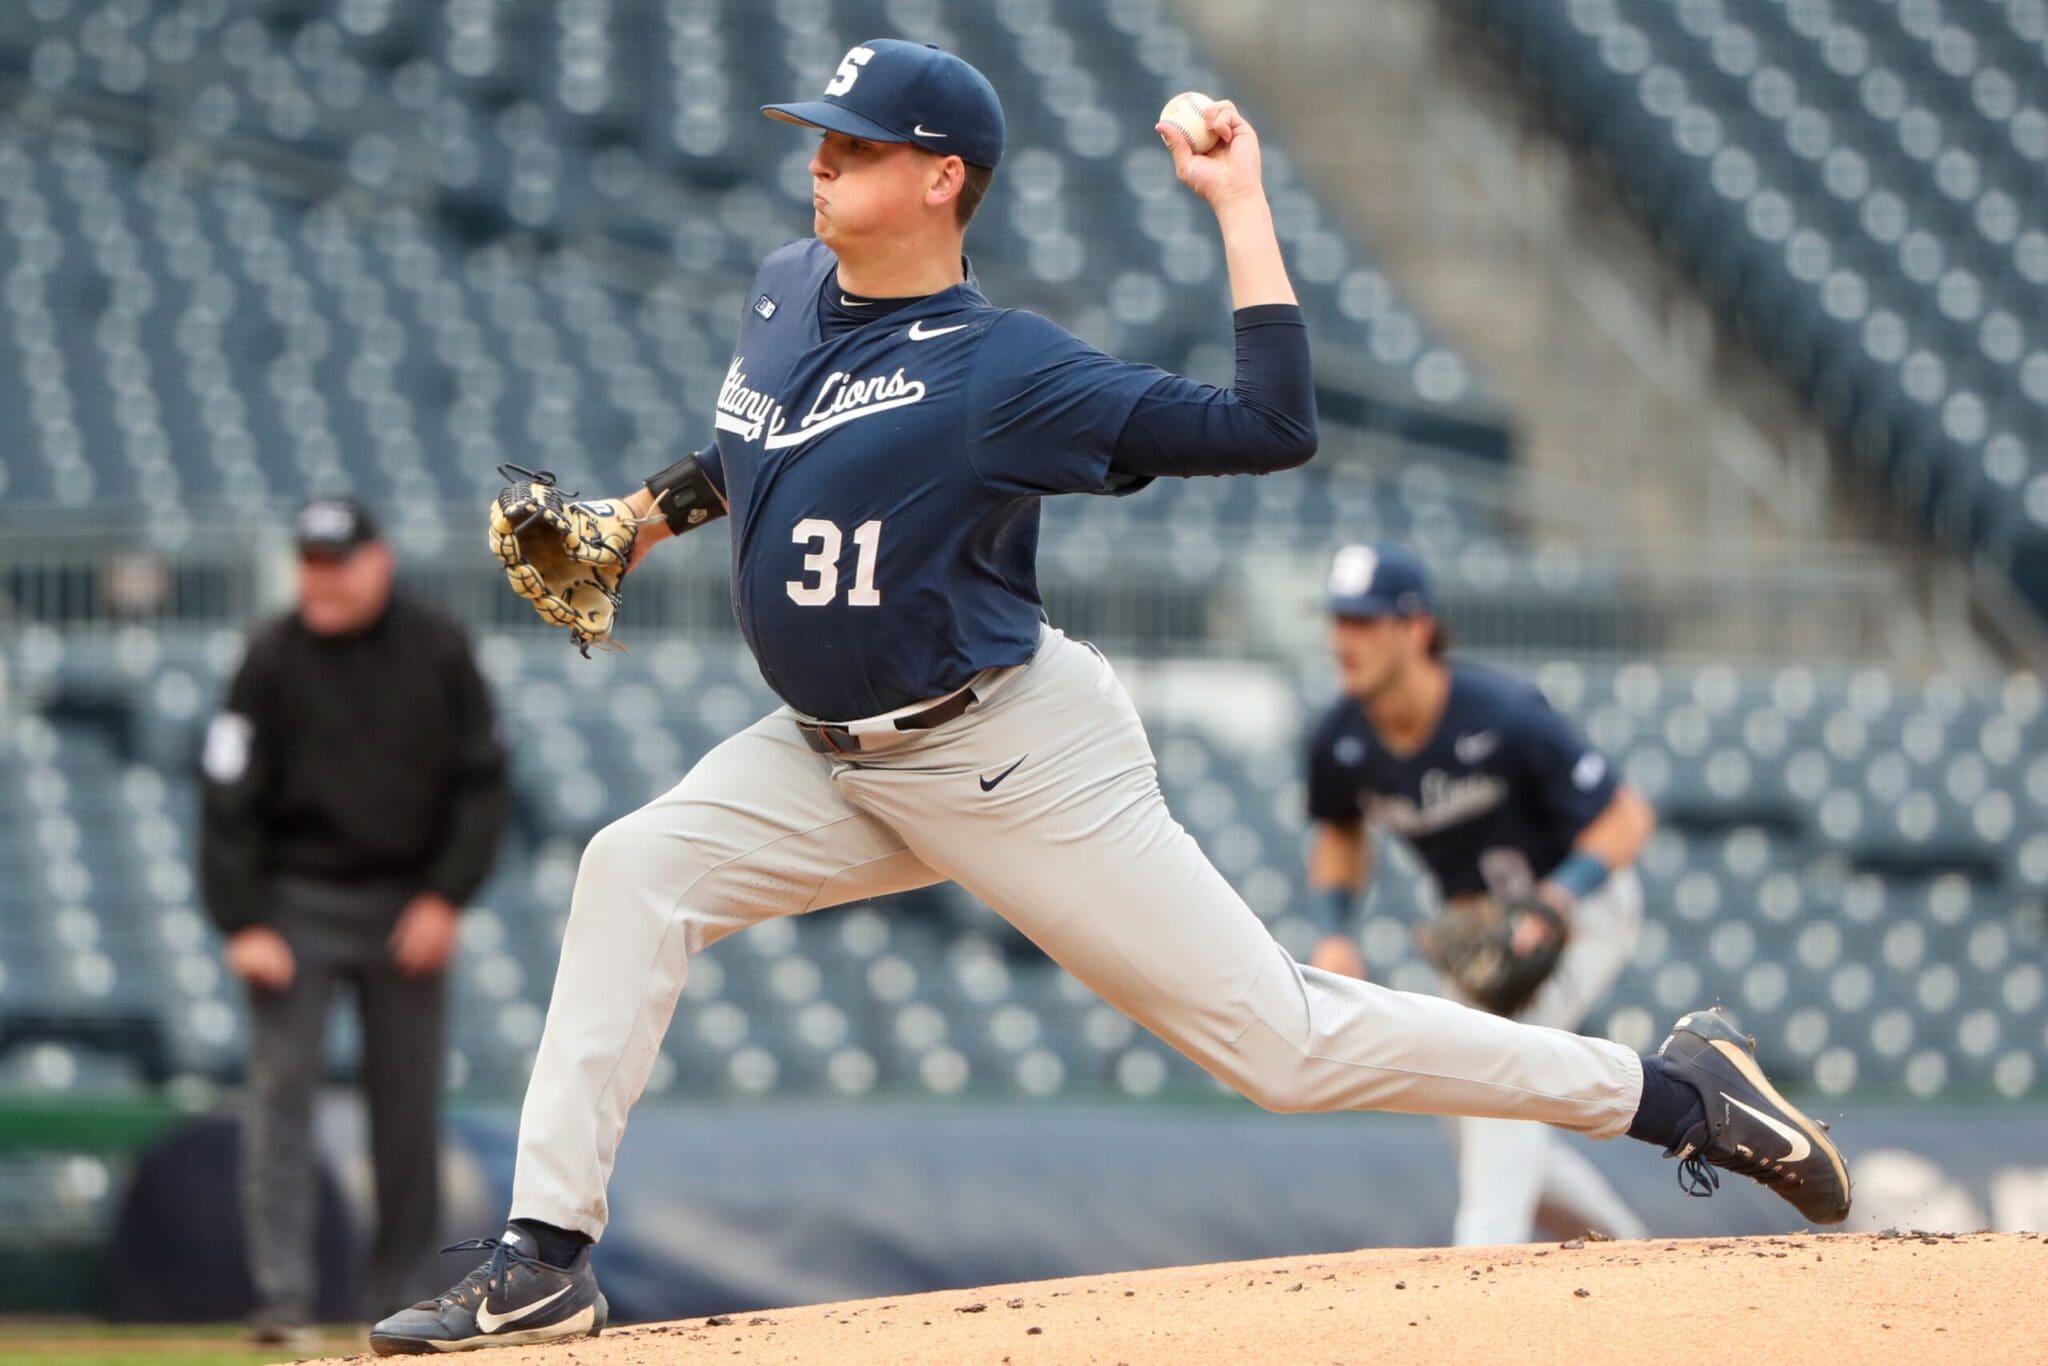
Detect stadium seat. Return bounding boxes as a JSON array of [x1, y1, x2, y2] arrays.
[[11, 638, 2043, 1105], [1455, 0, 2048, 618]]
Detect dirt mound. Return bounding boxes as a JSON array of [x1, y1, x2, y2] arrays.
[[316, 1232, 2043, 1364]]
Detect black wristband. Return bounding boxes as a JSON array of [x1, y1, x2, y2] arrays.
[[643, 453, 728, 536], [1232, 302, 1308, 328]]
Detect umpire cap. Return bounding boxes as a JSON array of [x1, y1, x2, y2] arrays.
[[763, 39, 1005, 169], [294, 496, 379, 559], [1326, 543, 1432, 619]]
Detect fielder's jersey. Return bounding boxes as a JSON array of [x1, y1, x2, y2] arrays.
[[702, 239, 1166, 720], [1305, 660, 1618, 899]]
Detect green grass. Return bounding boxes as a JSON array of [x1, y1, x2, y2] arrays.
[[0, 1319, 364, 1365]]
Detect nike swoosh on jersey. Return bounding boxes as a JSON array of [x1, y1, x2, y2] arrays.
[[839, 295, 874, 307], [1721, 1092, 1813, 1162], [1453, 730, 1499, 763], [907, 320, 969, 340], [474, 1283, 573, 1334], [979, 755, 1027, 792], [913, 124, 947, 137]]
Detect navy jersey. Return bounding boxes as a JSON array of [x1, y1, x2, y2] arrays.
[[702, 239, 1166, 720], [1305, 660, 1618, 899]]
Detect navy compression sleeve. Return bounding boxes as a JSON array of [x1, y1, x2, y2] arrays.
[[1108, 303, 1317, 478]]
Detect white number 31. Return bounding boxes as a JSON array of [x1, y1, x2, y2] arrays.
[[787, 518, 883, 607]]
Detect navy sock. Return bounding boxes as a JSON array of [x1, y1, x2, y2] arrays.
[[1626, 1054, 1706, 1148], [508, 1218, 591, 1270]]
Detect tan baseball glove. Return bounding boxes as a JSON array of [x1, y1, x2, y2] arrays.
[[487, 465, 640, 656], [1414, 892, 1568, 1019]]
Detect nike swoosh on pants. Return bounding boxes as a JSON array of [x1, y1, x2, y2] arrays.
[[980, 756, 1026, 791]]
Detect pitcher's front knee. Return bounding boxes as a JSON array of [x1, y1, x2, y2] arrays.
[[574, 808, 812, 934], [573, 809, 713, 914]]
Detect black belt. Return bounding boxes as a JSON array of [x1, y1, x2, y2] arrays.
[[797, 687, 979, 756]]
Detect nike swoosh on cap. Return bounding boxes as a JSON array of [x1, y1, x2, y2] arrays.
[[907, 320, 969, 340], [475, 1283, 573, 1334], [914, 124, 946, 137]]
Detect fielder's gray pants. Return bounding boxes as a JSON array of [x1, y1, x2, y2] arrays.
[[512, 629, 1644, 1239], [1445, 871, 1650, 1245], [241, 878, 445, 1321]]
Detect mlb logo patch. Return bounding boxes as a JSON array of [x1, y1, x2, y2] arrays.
[[754, 294, 777, 320]]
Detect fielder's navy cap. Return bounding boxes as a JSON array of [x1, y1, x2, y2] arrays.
[[763, 39, 1004, 169], [1327, 543, 1432, 619], [294, 496, 379, 558]]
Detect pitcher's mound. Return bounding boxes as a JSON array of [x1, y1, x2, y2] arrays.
[[323, 1231, 2043, 1364]]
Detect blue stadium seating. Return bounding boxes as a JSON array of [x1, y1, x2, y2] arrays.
[[0, 0, 1499, 466], [6, 635, 2043, 1105], [0, 125, 1513, 557], [1457, 0, 2048, 617]]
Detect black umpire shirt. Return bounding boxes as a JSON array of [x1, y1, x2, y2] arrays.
[[198, 593, 506, 933]]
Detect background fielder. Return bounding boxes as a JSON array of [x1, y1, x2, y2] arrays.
[[372, 38, 1848, 1356], [1303, 543, 1652, 1245]]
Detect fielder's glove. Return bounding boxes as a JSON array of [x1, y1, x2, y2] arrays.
[[487, 465, 640, 656], [1413, 893, 1568, 1019]]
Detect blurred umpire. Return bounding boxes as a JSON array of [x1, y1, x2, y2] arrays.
[[1301, 544, 1655, 1246], [199, 497, 506, 1337]]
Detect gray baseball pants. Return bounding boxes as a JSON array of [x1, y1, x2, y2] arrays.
[[1445, 870, 1650, 1245], [242, 877, 445, 1321], [511, 628, 1644, 1239]]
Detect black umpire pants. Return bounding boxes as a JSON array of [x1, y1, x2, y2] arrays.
[[241, 876, 445, 1323]]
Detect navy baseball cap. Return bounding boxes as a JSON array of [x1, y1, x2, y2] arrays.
[[294, 496, 379, 559], [1327, 544, 1432, 619], [763, 39, 1004, 169]]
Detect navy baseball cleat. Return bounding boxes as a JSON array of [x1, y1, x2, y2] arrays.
[[1655, 1009, 1852, 1225], [369, 1229, 606, 1355]]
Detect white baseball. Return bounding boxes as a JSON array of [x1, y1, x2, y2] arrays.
[[1158, 91, 1218, 154]]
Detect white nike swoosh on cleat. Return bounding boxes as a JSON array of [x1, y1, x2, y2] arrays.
[[475, 1283, 573, 1334], [907, 320, 968, 340], [1721, 1092, 1812, 1162]]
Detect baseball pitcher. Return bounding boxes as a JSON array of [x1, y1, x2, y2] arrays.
[[373, 41, 1848, 1354]]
